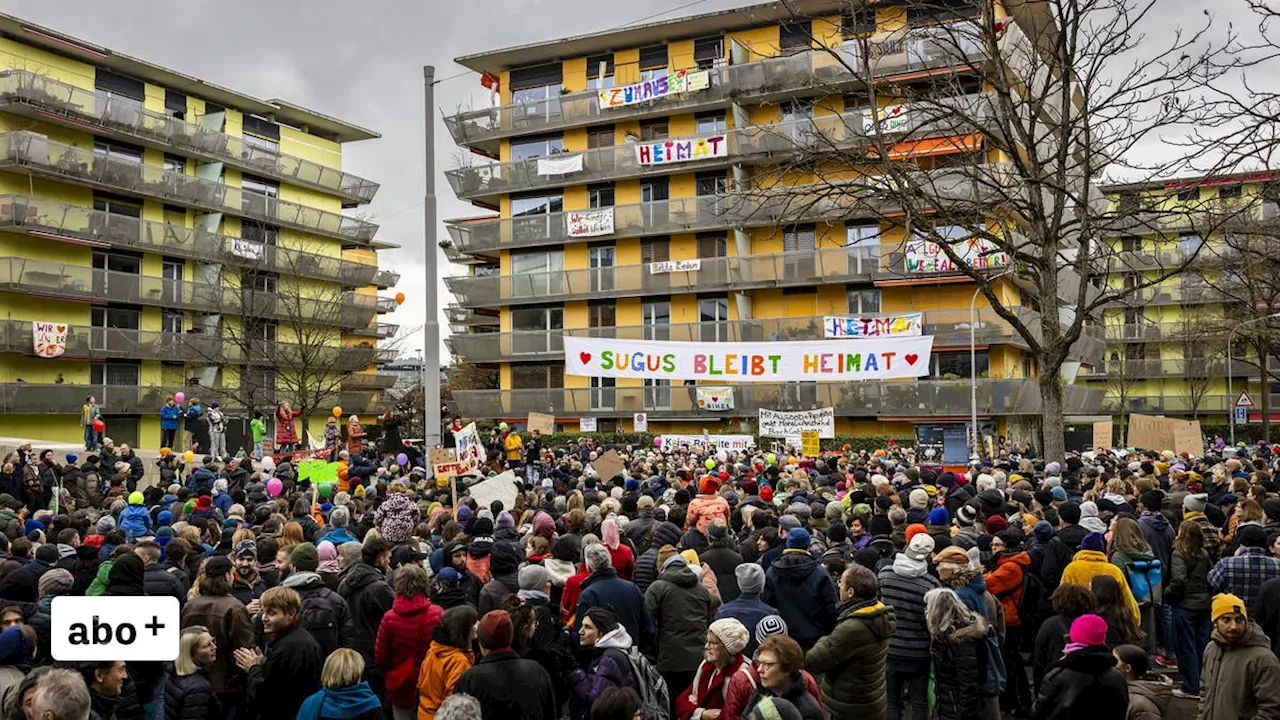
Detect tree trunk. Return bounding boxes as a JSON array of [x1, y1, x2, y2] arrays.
[[1263, 336, 1272, 445], [1039, 372, 1067, 461]]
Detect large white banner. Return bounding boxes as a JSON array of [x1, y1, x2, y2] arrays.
[[759, 408, 836, 439], [824, 313, 923, 338], [567, 208, 614, 237], [535, 154, 584, 176], [565, 336, 934, 382], [659, 434, 755, 451], [636, 135, 727, 165]]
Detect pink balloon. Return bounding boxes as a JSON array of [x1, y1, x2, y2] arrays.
[[174, 392, 185, 404], [266, 478, 283, 497], [653, 437, 663, 447]]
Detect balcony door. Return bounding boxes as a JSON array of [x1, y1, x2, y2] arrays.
[[643, 300, 671, 341], [92, 250, 141, 302], [641, 178, 669, 227], [784, 224, 817, 279], [511, 306, 562, 356], [90, 306, 140, 355], [162, 258, 184, 305], [510, 192, 563, 245], [510, 249, 563, 299], [699, 295, 729, 342], [588, 244, 616, 293], [590, 376, 616, 411]]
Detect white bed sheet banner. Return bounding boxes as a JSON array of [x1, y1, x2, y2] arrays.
[[535, 153, 584, 176], [759, 408, 836, 438], [564, 336, 934, 382], [659, 434, 755, 451]]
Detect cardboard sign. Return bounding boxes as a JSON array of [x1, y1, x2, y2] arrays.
[[467, 471, 520, 512], [429, 448, 456, 466], [1173, 419, 1204, 457], [593, 449, 625, 480], [580, 417, 597, 432], [527, 412, 555, 435], [801, 431, 821, 457], [1128, 414, 1203, 456], [433, 462, 464, 479], [1093, 420, 1113, 450]]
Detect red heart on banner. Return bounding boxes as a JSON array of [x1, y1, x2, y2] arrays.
[[905, 354, 919, 365], [711, 397, 719, 402], [579, 352, 592, 364]]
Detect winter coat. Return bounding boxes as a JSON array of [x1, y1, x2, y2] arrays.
[[1138, 512, 1175, 576], [180, 594, 255, 693], [453, 650, 558, 720], [1060, 549, 1140, 624], [715, 593, 778, 659], [1199, 620, 1280, 720], [117, 504, 151, 539], [569, 626, 639, 706], [338, 563, 395, 665], [633, 523, 683, 592], [374, 493, 420, 544], [73, 468, 101, 511], [281, 572, 356, 657], [275, 405, 302, 446], [687, 494, 731, 534], [699, 543, 744, 603], [804, 597, 895, 719], [1033, 613, 1074, 692], [230, 572, 266, 606], [160, 404, 182, 431], [645, 563, 714, 673], [1166, 548, 1212, 612], [143, 563, 186, 604], [245, 621, 323, 720], [1185, 511, 1223, 562], [162, 669, 221, 720], [722, 665, 823, 720], [415, 630, 474, 720], [931, 615, 988, 720], [575, 568, 653, 644], [742, 676, 825, 720], [674, 654, 752, 720], [1031, 645, 1129, 720], [763, 549, 838, 649], [605, 543, 635, 581], [478, 571, 519, 616], [878, 558, 942, 667], [985, 551, 1032, 626], [375, 594, 442, 709], [1126, 673, 1171, 720]]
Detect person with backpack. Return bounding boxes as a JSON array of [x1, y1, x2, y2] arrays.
[[646, 554, 714, 711], [281, 542, 354, 659], [1108, 517, 1161, 655], [1167, 520, 1212, 700], [374, 565, 441, 720], [985, 529, 1032, 718], [570, 607, 649, 716], [924, 588, 989, 720], [878, 532, 940, 720], [1060, 533, 1141, 625], [338, 536, 395, 704]]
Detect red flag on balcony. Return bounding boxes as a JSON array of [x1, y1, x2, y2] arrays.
[[480, 73, 500, 91]]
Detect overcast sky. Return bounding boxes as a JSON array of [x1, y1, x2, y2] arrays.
[[1, 0, 1261, 363]]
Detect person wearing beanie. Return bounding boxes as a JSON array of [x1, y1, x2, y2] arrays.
[[453, 610, 557, 720], [117, 492, 151, 540], [951, 503, 982, 550], [700, 521, 745, 603], [1208, 524, 1280, 615], [646, 541, 714, 706], [925, 507, 951, 552], [1200, 592, 1280, 720], [280, 542, 353, 658], [984, 528, 1033, 714], [634, 522, 684, 593], [805, 563, 894, 719], [984, 514, 1009, 535], [574, 543, 652, 646], [1184, 494, 1223, 562], [765, 524, 838, 652], [715, 564, 778, 658], [1032, 613, 1128, 719], [1055, 501, 1087, 551], [1060, 532, 1141, 626], [568, 605, 642, 708], [674, 617, 752, 720], [876, 531, 940, 720]]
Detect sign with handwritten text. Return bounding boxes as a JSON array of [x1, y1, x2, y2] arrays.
[[696, 387, 734, 411], [658, 434, 755, 451], [565, 336, 934, 382], [759, 408, 836, 438], [905, 236, 1010, 273], [824, 313, 923, 338], [566, 208, 614, 238], [33, 320, 67, 358], [636, 135, 727, 165], [598, 69, 711, 109], [650, 259, 701, 274]]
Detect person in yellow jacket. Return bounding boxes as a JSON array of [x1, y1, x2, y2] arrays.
[[1059, 531, 1141, 624], [503, 429, 524, 469]]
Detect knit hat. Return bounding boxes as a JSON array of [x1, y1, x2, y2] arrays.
[[708, 618, 750, 655], [903, 533, 935, 562], [736, 563, 765, 595], [37, 568, 74, 597], [496, 511, 514, 530], [195, 495, 211, 510], [909, 488, 929, 509], [1081, 532, 1106, 552], [956, 504, 978, 526], [1184, 493, 1208, 513], [1050, 486, 1068, 502], [95, 516, 116, 534], [1238, 524, 1268, 549], [234, 540, 256, 559], [518, 564, 549, 591], [1212, 593, 1247, 622], [700, 476, 719, 495], [905, 523, 927, 543], [868, 515, 893, 538], [928, 507, 949, 526], [984, 515, 1008, 534], [661, 554, 688, 572], [1033, 521, 1055, 542], [760, 485, 774, 503], [1069, 614, 1108, 646], [755, 615, 788, 645], [785, 527, 811, 550], [128, 492, 143, 505], [477, 610, 514, 650], [290, 542, 319, 572], [584, 607, 620, 635], [437, 567, 461, 584], [1058, 501, 1081, 525]]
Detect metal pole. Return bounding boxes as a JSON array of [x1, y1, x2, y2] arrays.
[[970, 287, 979, 458], [423, 66, 442, 448]]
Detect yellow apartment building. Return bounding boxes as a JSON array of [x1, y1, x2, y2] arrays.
[[0, 13, 400, 450], [443, 0, 1105, 454]]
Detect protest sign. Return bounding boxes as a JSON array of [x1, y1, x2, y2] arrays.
[[454, 422, 486, 473], [696, 387, 734, 411], [801, 431, 821, 457], [635, 135, 727, 165], [658, 435, 755, 451], [429, 448, 456, 467], [824, 313, 923, 338], [594, 449, 625, 480], [33, 321, 66, 358], [1092, 420, 1113, 450], [759, 408, 836, 438], [467, 471, 520, 512], [527, 412, 555, 434], [598, 69, 710, 109], [567, 208, 614, 237]]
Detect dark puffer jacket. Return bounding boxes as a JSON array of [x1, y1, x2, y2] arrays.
[[632, 522, 682, 592], [763, 549, 838, 649], [644, 562, 713, 673], [931, 615, 988, 720], [804, 598, 895, 719], [163, 668, 221, 720], [1031, 645, 1128, 720]]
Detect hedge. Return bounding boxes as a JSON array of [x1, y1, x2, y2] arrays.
[[497, 431, 917, 454]]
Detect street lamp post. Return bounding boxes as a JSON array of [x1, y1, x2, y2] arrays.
[[971, 270, 1014, 458], [1227, 311, 1280, 445]]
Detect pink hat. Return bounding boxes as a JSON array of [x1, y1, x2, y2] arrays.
[[1069, 614, 1108, 646]]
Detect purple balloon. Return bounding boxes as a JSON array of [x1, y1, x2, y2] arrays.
[[266, 478, 283, 497], [396, 453, 409, 467]]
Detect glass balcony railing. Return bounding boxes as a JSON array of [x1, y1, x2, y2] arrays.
[[450, 380, 1103, 419], [0, 70, 379, 205], [375, 296, 398, 313], [0, 195, 381, 287], [372, 269, 401, 288], [445, 247, 881, 308], [1081, 357, 1231, 378], [342, 372, 399, 390], [0, 383, 385, 415], [446, 94, 988, 202], [1107, 247, 1239, 272], [445, 23, 986, 151], [352, 321, 399, 338], [0, 132, 378, 243], [0, 257, 377, 328], [1109, 281, 1246, 306], [1107, 394, 1235, 415]]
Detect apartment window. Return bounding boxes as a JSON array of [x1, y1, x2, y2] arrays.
[[588, 184, 615, 209], [243, 175, 279, 198], [638, 45, 669, 80], [589, 376, 616, 410], [509, 63, 563, 102], [246, 272, 277, 294], [847, 223, 881, 264], [249, 320, 278, 343], [588, 302, 616, 329], [93, 193, 142, 218], [1220, 184, 1243, 199], [784, 224, 817, 252], [847, 288, 881, 314], [91, 307, 140, 330], [696, 171, 728, 196], [644, 378, 672, 409], [699, 295, 729, 341], [640, 118, 669, 142], [587, 126, 615, 149], [92, 250, 141, 275], [511, 249, 564, 275], [586, 54, 615, 90], [511, 191, 564, 217], [694, 36, 725, 69], [161, 310, 183, 334], [641, 178, 670, 203], [244, 132, 279, 155], [1117, 193, 1142, 215], [695, 112, 727, 134], [93, 140, 142, 164], [164, 90, 187, 119], [163, 154, 186, 174], [779, 21, 814, 55], [1179, 233, 1204, 259], [1176, 188, 1198, 202], [842, 7, 877, 37], [511, 364, 563, 389], [641, 238, 670, 264], [510, 134, 564, 161], [1120, 235, 1143, 252], [243, 223, 279, 245], [906, 0, 981, 24], [782, 99, 815, 123], [642, 299, 671, 326], [512, 306, 563, 332], [589, 245, 616, 292], [91, 362, 141, 386], [933, 350, 988, 378], [697, 232, 728, 258]]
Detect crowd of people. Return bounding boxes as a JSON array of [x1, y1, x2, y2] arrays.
[[5, 419, 1280, 720]]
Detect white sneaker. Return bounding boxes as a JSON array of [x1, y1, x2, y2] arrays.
[[1172, 689, 1200, 700]]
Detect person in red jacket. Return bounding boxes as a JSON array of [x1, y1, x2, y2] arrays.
[[675, 618, 754, 720], [984, 529, 1033, 718], [601, 519, 634, 581], [374, 564, 442, 720]]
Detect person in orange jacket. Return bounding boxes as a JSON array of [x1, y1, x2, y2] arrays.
[[416, 605, 477, 720]]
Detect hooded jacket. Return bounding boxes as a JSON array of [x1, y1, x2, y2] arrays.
[[1031, 645, 1129, 720], [877, 555, 942, 667], [337, 563, 395, 664], [687, 494, 731, 535], [633, 522, 682, 592], [296, 682, 381, 720], [575, 567, 653, 644], [282, 571, 355, 656], [569, 625, 639, 706], [985, 551, 1032, 626], [645, 562, 713, 673], [1199, 620, 1280, 720], [805, 597, 895, 719], [180, 593, 255, 693], [1060, 550, 1140, 624], [931, 614, 989, 720], [374, 594, 442, 709], [477, 543, 522, 616], [416, 627, 474, 720], [1126, 672, 1172, 720], [1138, 511, 1176, 574], [763, 549, 839, 649]]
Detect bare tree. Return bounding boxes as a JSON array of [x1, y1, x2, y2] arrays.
[[1102, 316, 1143, 443], [735, 0, 1238, 459], [1172, 304, 1230, 419]]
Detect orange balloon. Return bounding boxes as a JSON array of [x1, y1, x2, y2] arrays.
[[332, 406, 343, 418], [160, 447, 171, 457], [394, 292, 405, 305]]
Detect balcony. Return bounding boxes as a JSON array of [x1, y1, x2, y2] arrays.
[[0, 195, 381, 287], [0, 257, 377, 328], [1107, 247, 1239, 273], [450, 379, 1103, 419], [0, 132, 379, 244], [376, 296, 399, 313], [446, 93, 988, 203], [446, 247, 881, 308], [0, 383, 385, 415], [1109, 394, 1235, 416], [1110, 280, 1245, 307], [351, 321, 399, 339], [445, 23, 985, 153], [1081, 357, 1230, 378], [342, 372, 399, 390], [0, 70, 379, 206], [372, 268, 401, 289]]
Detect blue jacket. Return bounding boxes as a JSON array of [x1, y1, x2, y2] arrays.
[[184, 405, 202, 432], [189, 467, 217, 495], [318, 527, 358, 546], [575, 568, 653, 644], [159, 404, 182, 431], [347, 455, 376, 481], [118, 505, 151, 539], [715, 593, 778, 657], [213, 492, 233, 515], [954, 573, 988, 616], [763, 549, 839, 648]]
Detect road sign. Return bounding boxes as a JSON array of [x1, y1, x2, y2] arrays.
[[1236, 407, 1248, 422], [1236, 391, 1255, 407]]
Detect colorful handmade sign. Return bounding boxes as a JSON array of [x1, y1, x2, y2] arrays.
[[567, 208, 614, 237], [905, 235, 1010, 273], [824, 313, 923, 338], [564, 336, 934, 382], [33, 321, 66, 358], [453, 422, 486, 473], [862, 105, 909, 134], [598, 69, 711, 109], [695, 387, 734, 411], [635, 135, 727, 165], [658, 434, 755, 451], [759, 408, 836, 438]]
